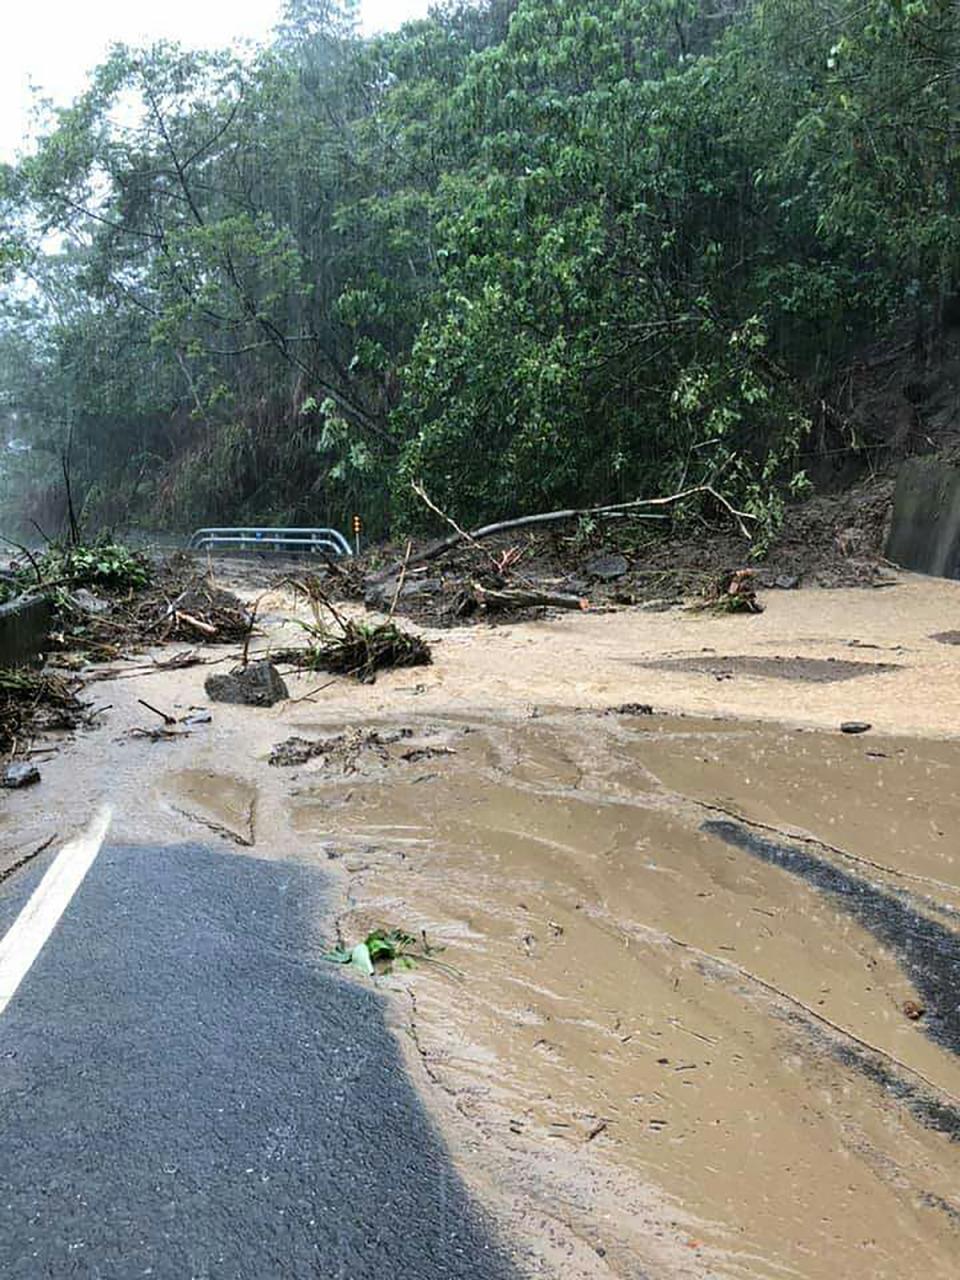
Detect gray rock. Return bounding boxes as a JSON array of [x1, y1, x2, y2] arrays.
[[365, 577, 443, 609], [2, 762, 41, 788], [401, 578, 442, 599], [840, 721, 872, 734], [204, 660, 288, 707], [774, 574, 800, 590], [364, 579, 396, 610], [69, 588, 111, 615], [585, 553, 629, 582]]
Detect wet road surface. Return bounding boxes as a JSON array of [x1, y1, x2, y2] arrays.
[[0, 836, 516, 1279]]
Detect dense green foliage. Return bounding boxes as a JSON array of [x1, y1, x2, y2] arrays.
[[1, 0, 957, 539]]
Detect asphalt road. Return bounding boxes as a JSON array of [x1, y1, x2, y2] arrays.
[[0, 838, 517, 1279]]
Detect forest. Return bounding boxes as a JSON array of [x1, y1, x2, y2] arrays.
[[0, 0, 956, 543]]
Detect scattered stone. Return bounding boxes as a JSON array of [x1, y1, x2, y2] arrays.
[[363, 577, 441, 609], [270, 735, 337, 767], [903, 1000, 925, 1021], [364, 579, 396, 609], [204, 660, 288, 707], [400, 745, 456, 763], [2, 762, 41, 788], [773, 574, 800, 590], [931, 630, 960, 645], [840, 720, 872, 734], [606, 703, 654, 716], [584, 553, 629, 582], [68, 588, 111, 615]]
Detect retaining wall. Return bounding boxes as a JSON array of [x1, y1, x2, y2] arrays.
[[885, 457, 960, 578], [0, 596, 52, 668]]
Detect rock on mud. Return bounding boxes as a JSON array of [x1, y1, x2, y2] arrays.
[[2, 762, 41, 788], [584, 553, 629, 581], [840, 721, 872, 734], [204, 660, 288, 707], [364, 577, 442, 610], [68, 588, 111, 615]]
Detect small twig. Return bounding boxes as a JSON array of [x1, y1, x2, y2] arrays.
[[412, 480, 499, 569], [289, 671, 358, 703], [172, 805, 253, 847], [241, 593, 268, 667], [0, 835, 57, 886], [137, 698, 176, 726], [389, 539, 413, 619], [0, 533, 44, 585]]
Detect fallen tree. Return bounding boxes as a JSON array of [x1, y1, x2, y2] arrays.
[[469, 585, 589, 612], [369, 483, 756, 584]]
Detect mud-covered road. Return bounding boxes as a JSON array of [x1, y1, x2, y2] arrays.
[[3, 567, 960, 1278]]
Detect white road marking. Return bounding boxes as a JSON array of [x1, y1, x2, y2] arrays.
[[0, 806, 112, 1018]]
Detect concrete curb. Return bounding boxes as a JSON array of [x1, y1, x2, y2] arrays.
[[0, 595, 52, 668]]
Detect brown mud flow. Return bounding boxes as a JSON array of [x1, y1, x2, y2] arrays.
[[6, 575, 960, 1279], [286, 710, 960, 1280]]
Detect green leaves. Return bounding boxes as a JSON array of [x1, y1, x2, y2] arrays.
[[4, 0, 956, 540], [39, 538, 152, 593], [323, 928, 450, 978]]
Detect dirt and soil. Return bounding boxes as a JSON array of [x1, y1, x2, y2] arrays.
[[2, 503, 960, 1278]]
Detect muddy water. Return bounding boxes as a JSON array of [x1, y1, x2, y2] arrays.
[[6, 575, 960, 1278], [283, 710, 960, 1279]]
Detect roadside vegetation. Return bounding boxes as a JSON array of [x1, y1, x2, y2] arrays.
[[0, 0, 957, 546]]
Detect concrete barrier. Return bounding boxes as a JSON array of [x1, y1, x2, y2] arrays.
[[0, 596, 52, 668], [886, 457, 960, 578]]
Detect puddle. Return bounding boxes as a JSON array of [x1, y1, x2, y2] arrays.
[[291, 710, 960, 1279], [637, 654, 899, 681], [161, 769, 258, 846]]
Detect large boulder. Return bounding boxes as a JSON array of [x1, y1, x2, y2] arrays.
[[204, 660, 288, 707]]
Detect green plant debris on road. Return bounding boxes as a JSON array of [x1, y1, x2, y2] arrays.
[[324, 928, 460, 979]]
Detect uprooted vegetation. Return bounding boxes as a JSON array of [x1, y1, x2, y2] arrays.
[[275, 579, 431, 682], [3, 543, 253, 661], [327, 479, 894, 629], [0, 668, 90, 757], [0, 540, 254, 761]]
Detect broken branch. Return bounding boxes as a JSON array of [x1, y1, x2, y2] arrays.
[[371, 483, 756, 583]]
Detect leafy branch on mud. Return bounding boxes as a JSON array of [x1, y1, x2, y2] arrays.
[[276, 576, 431, 683], [324, 928, 461, 979]]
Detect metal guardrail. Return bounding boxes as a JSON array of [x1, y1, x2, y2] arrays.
[[187, 527, 353, 557]]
